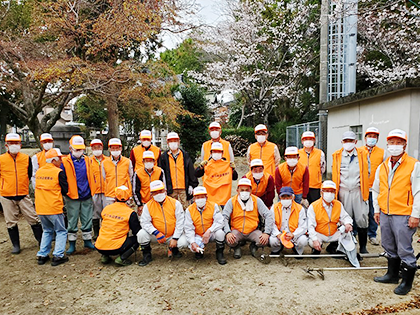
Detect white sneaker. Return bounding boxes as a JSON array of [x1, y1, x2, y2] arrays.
[[369, 237, 380, 246]]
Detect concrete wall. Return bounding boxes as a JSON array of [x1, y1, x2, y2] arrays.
[[326, 90, 420, 174]]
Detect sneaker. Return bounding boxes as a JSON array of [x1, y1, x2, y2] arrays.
[[51, 256, 69, 266], [369, 237, 380, 246], [37, 256, 50, 265]]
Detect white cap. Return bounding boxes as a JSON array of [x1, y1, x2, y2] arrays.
[[108, 138, 122, 147], [250, 159, 264, 168], [254, 124, 268, 133], [238, 178, 252, 187], [150, 180, 165, 192], [193, 186, 207, 196], [5, 133, 21, 142], [387, 129, 407, 141], [142, 151, 155, 160], [321, 180, 337, 190], [40, 133, 53, 142], [209, 122, 221, 129], [301, 131, 315, 139], [342, 131, 356, 140], [69, 135, 85, 149], [284, 146, 299, 156], [167, 132, 180, 140], [140, 130, 152, 139], [210, 142, 224, 151], [365, 127, 380, 136], [90, 139, 103, 147]]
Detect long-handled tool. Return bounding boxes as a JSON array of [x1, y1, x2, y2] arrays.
[[259, 252, 385, 264], [303, 266, 388, 280]]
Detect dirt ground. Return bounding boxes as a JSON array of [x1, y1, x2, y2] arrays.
[[1, 156, 420, 315]]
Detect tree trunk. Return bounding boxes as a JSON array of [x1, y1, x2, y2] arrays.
[[236, 104, 245, 129], [106, 83, 120, 140]]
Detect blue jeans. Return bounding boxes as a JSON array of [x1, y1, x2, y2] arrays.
[[37, 214, 68, 258], [367, 192, 378, 238]]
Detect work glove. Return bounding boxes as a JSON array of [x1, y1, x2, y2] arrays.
[[200, 160, 208, 168], [230, 161, 236, 169], [301, 198, 309, 208], [153, 230, 167, 244], [188, 186, 193, 195]]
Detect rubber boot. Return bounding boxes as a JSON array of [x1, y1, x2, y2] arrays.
[[92, 219, 100, 241], [101, 255, 112, 264], [66, 241, 76, 255], [311, 248, 321, 259], [84, 239, 95, 249], [7, 226, 21, 254], [374, 257, 401, 284], [115, 246, 137, 266], [394, 264, 416, 295], [358, 228, 369, 254], [249, 242, 258, 257], [170, 247, 183, 258], [326, 241, 338, 254], [233, 245, 242, 259], [138, 243, 152, 266], [215, 241, 227, 265], [31, 223, 43, 245], [195, 252, 204, 259]]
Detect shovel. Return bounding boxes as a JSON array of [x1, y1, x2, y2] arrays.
[[303, 266, 388, 280]]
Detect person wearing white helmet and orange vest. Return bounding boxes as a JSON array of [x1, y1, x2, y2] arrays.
[[95, 185, 141, 266], [102, 138, 133, 207], [160, 132, 198, 209], [200, 122, 234, 163], [89, 139, 109, 240], [298, 131, 326, 204], [184, 186, 227, 264], [31, 133, 55, 187], [0, 133, 42, 254], [372, 129, 420, 295], [275, 146, 309, 207], [244, 159, 275, 209], [223, 178, 274, 259], [195, 142, 238, 208], [133, 151, 166, 212], [361, 127, 387, 246], [332, 130, 370, 254], [137, 180, 188, 266], [307, 180, 353, 256], [247, 124, 281, 178], [130, 130, 161, 171], [61, 135, 94, 254]]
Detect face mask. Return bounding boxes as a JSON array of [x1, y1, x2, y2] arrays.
[[280, 199, 292, 208], [239, 191, 251, 201], [256, 135, 266, 144], [142, 140, 151, 148], [144, 162, 154, 170], [323, 192, 335, 203], [387, 145, 404, 157], [153, 192, 166, 203], [252, 172, 264, 180], [210, 131, 220, 139], [8, 145, 21, 154], [366, 138, 377, 147], [169, 142, 179, 151], [43, 143, 53, 151], [303, 140, 314, 148], [72, 150, 84, 158], [343, 142, 355, 152], [111, 150, 121, 158], [286, 159, 298, 167], [212, 153, 222, 161], [195, 198, 207, 208], [92, 150, 102, 157]]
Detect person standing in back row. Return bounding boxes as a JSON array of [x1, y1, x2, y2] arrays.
[[201, 122, 234, 163], [130, 130, 161, 171]]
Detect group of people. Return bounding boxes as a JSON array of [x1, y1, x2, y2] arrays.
[[0, 122, 418, 296]]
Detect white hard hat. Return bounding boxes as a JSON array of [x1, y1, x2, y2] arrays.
[[150, 180, 165, 192], [40, 133, 53, 142], [301, 131, 315, 139], [140, 130, 152, 139], [284, 146, 299, 156], [250, 159, 264, 168], [210, 142, 224, 151], [193, 186, 207, 196], [238, 178, 252, 187], [254, 124, 268, 133], [108, 138, 122, 147], [142, 151, 155, 160], [167, 132, 180, 140]]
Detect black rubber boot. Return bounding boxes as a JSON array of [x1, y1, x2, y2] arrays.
[[215, 241, 227, 265], [8, 226, 20, 254], [92, 219, 100, 241], [31, 223, 43, 245], [311, 248, 321, 259], [170, 247, 183, 258], [326, 241, 338, 254], [292, 246, 303, 260], [394, 264, 416, 295], [249, 242, 258, 257], [358, 228, 369, 254], [374, 257, 401, 284], [138, 243, 152, 266], [233, 245, 242, 259]]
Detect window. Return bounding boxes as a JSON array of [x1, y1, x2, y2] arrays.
[[350, 125, 363, 140]]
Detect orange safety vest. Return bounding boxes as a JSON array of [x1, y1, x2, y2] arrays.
[[249, 141, 277, 177], [0, 152, 30, 197], [273, 201, 302, 233], [332, 147, 369, 201], [245, 171, 270, 197], [378, 153, 417, 216], [169, 151, 185, 189], [298, 147, 322, 189], [312, 199, 341, 236], [202, 139, 231, 162], [35, 163, 63, 215], [95, 202, 134, 250], [187, 201, 216, 236], [276, 162, 306, 195], [362, 145, 385, 188], [61, 155, 92, 200], [132, 145, 161, 171], [230, 194, 259, 234], [89, 155, 108, 195], [136, 167, 163, 203], [36, 150, 47, 168], [203, 159, 233, 206], [103, 157, 132, 198], [146, 196, 178, 237]]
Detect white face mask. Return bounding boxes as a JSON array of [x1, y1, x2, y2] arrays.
[[366, 138, 377, 147], [256, 135, 266, 144], [42, 143, 53, 151], [323, 192, 335, 203], [387, 145, 404, 157], [212, 153, 222, 161], [280, 199, 292, 208], [343, 142, 355, 152], [8, 144, 21, 154], [303, 140, 314, 148], [111, 150, 121, 158], [142, 140, 151, 148], [92, 150, 103, 157], [169, 142, 179, 151], [195, 198, 207, 208], [239, 191, 251, 201], [210, 131, 220, 139], [286, 158, 298, 167], [153, 192, 166, 203], [252, 172, 264, 180], [72, 150, 84, 158], [144, 162, 154, 170]]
